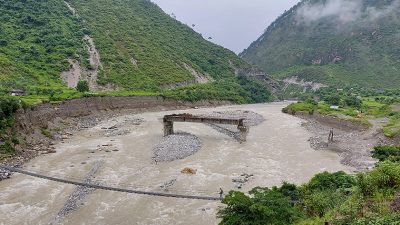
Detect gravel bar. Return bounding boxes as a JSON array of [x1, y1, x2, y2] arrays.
[[52, 160, 104, 224], [153, 133, 202, 162], [201, 110, 265, 140]]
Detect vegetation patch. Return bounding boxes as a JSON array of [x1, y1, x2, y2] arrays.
[[0, 0, 272, 105], [218, 160, 400, 225], [0, 97, 22, 159]]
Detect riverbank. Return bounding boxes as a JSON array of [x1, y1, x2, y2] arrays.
[[293, 112, 391, 171], [0, 96, 230, 180]]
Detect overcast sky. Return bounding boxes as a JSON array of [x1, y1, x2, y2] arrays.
[[151, 0, 300, 54]]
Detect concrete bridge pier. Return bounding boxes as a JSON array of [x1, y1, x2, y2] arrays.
[[163, 120, 174, 136], [238, 125, 249, 142]]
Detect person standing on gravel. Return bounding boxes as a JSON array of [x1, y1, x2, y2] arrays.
[[219, 188, 224, 200], [328, 128, 334, 143]]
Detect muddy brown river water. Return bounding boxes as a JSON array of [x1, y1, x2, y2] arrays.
[[0, 102, 352, 225]]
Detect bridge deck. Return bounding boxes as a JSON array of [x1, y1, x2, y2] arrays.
[[163, 114, 248, 142], [164, 114, 244, 126]]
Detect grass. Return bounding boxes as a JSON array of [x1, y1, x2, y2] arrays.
[[383, 114, 400, 138], [18, 90, 161, 106], [283, 94, 400, 138], [282, 102, 316, 114]]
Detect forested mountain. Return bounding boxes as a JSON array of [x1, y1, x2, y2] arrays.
[[241, 0, 400, 88], [0, 0, 273, 103]]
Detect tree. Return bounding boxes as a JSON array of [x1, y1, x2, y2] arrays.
[[218, 187, 303, 225], [344, 95, 362, 108], [325, 93, 341, 106], [76, 80, 89, 92]]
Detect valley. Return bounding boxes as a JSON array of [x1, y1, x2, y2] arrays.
[[1, 0, 400, 224]]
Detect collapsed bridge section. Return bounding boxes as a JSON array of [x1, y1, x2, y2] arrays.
[[163, 114, 249, 142]]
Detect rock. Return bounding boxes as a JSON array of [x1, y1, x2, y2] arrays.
[[391, 194, 400, 212], [0, 167, 12, 180], [232, 173, 254, 189], [108, 125, 118, 130], [53, 135, 63, 141], [160, 178, 177, 191], [181, 167, 197, 175]]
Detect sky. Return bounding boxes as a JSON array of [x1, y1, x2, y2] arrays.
[[151, 0, 300, 54]]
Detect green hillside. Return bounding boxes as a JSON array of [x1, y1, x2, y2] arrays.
[[0, 0, 272, 103], [241, 0, 400, 88], [0, 0, 86, 90]]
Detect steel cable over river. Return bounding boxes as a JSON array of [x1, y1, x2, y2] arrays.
[[0, 166, 222, 201]]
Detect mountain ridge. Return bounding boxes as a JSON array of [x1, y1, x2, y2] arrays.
[[0, 0, 274, 103], [241, 0, 400, 89]]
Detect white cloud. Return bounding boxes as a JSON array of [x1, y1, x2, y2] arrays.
[[296, 0, 400, 25]]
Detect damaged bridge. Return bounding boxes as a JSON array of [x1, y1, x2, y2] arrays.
[[163, 114, 249, 142]]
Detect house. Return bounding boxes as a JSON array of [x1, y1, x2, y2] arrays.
[[9, 89, 25, 96], [330, 105, 340, 110]]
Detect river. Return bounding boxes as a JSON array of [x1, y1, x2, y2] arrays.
[[0, 102, 351, 225]]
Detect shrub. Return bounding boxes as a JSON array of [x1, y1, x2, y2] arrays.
[[218, 187, 303, 225], [358, 161, 400, 197], [372, 146, 400, 163], [76, 80, 89, 93], [344, 95, 362, 108], [282, 102, 316, 115], [352, 213, 400, 225], [306, 171, 356, 191]]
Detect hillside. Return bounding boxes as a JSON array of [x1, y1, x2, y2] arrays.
[[0, 0, 273, 103], [241, 0, 400, 89]]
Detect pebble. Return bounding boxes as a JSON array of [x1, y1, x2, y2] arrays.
[[0, 166, 13, 180]]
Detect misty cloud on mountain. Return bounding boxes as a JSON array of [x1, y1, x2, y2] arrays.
[[296, 0, 400, 25]]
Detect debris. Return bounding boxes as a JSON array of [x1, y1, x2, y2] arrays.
[[181, 167, 197, 175], [232, 173, 254, 189], [160, 178, 177, 191]]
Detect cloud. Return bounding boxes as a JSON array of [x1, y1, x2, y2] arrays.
[[296, 0, 362, 24], [366, 0, 400, 21], [296, 0, 400, 25]]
